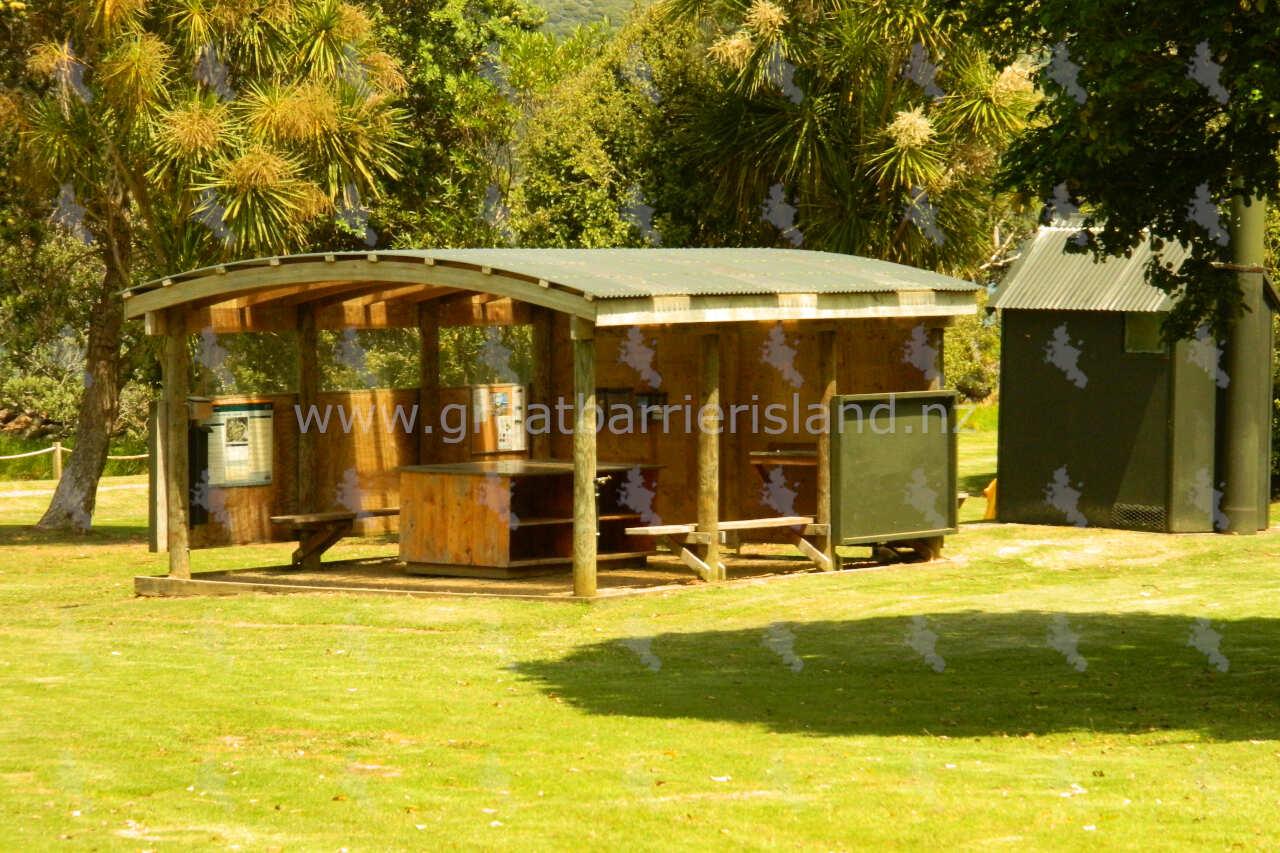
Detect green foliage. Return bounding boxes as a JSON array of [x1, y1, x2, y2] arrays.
[[654, 0, 1039, 271], [0, 433, 148, 480], [943, 0, 1280, 340], [0, 238, 94, 432], [0, 234, 154, 441], [319, 327, 420, 390], [943, 292, 1000, 401], [492, 8, 772, 249], [190, 324, 536, 395], [497, 22, 647, 246], [440, 325, 533, 386], [193, 331, 299, 396], [371, 0, 541, 249], [10, 0, 409, 270]]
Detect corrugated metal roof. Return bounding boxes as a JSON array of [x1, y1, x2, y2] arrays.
[[136, 248, 979, 300], [990, 227, 1187, 312]]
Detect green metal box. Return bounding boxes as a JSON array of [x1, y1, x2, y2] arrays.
[[829, 391, 959, 545]]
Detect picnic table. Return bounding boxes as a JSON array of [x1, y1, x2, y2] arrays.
[[625, 515, 831, 580], [270, 508, 400, 570]]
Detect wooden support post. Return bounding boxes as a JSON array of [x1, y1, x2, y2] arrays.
[[296, 304, 318, 513], [530, 307, 553, 459], [928, 326, 944, 391], [163, 324, 191, 578], [149, 400, 168, 553], [661, 534, 714, 581], [571, 318, 597, 597], [722, 329, 743, 551], [51, 441, 62, 480], [418, 303, 440, 464], [698, 333, 722, 579], [815, 329, 838, 570]]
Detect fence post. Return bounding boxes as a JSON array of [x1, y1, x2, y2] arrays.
[[52, 441, 62, 480]]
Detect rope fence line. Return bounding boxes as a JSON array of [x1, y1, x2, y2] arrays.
[[0, 441, 149, 477], [0, 446, 58, 460]]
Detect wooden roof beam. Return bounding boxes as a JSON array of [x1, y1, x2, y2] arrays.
[[182, 280, 363, 315], [301, 283, 447, 312], [125, 257, 595, 326]]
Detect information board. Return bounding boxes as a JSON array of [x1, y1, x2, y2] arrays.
[[204, 402, 274, 487], [829, 391, 957, 545], [471, 384, 527, 454]]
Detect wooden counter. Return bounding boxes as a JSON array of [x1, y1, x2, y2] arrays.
[[399, 460, 660, 577]]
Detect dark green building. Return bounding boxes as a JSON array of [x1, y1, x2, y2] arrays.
[[991, 226, 1276, 533]]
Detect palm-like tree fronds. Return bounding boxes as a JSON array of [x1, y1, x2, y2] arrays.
[[196, 144, 310, 251], [99, 32, 174, 112]]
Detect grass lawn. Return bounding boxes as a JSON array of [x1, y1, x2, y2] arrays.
[[2, 424, 1280, 851]]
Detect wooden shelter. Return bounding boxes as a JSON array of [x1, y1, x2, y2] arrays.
[[124, 248, 979, 597]]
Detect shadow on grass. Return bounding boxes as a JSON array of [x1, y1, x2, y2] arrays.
[[0, 523, 149, 546], [959, 471, 995, 496], [516, 612, 1280, 740]]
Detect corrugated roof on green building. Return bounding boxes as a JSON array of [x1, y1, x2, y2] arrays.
[[990, 227, 1188, 312]]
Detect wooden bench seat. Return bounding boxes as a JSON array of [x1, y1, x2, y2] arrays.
[[270, 507, 400, 569]]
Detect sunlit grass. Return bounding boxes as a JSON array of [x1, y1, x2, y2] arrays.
[[1, 428, 1278, 850]]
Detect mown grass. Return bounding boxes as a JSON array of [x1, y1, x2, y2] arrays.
[[1, 428, 1279, 851]]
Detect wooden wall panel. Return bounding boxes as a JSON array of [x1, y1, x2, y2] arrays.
[[191, 387, 430, 548], [187, 315, 947, 549], [550, 317, 942, 527], [189, 394, 298, 548], [309, 388, 419, 534]]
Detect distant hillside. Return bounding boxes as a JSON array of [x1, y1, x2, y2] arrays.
[[534, 0, 648, 34]]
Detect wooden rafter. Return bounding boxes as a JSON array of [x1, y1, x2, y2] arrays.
[[124, 257, 596, 325]]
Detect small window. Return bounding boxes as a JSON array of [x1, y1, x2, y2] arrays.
[[1124, 313, 1166, 354]]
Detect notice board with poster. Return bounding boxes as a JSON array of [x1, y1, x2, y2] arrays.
[[829, 390, 957, 545], [471, 384, 527, 455], [204, 401, 274, 486]]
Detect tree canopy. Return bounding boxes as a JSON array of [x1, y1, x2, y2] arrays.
[[0, 0, 410, 529], [941, 0, 1280, 337]]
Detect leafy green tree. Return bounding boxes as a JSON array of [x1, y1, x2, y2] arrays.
[[371, 0, 541, 248], [0, 236, 107, 436], [942, 0, 1279, 338], [490, 8, 761, 248], [1, 0, 407, 530], [499, 23, 643, 246]]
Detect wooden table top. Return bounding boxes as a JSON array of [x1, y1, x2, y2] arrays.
[[398, 459, 659, 478], [748, 450, 818, 467]]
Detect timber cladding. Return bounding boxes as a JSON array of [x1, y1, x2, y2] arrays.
[[189, 316, 941, 549], [549, 316, 941, 528], [191, 389, 418, 547]]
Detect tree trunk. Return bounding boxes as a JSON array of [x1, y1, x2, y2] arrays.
[[35, 264, 128, 532]]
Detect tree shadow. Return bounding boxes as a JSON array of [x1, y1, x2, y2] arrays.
[[515, 612, 1280, 741], [0, 523, 149, 546], [959, 470, 995, 496]]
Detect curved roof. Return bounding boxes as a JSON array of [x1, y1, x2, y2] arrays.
[[124, 248, 979, 329]]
